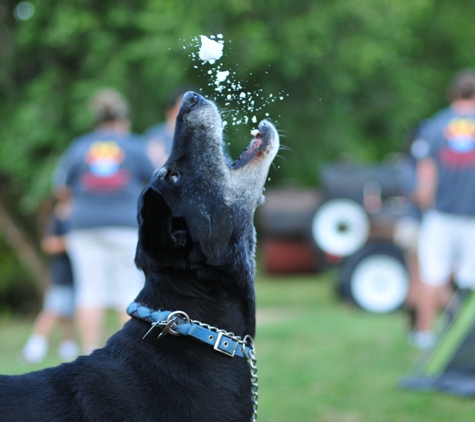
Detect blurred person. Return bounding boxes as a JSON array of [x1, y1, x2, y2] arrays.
[[143, 87, 193, 168], [412, 69, 475, 348], [394, 124, 452, 338], [53, 88, 155, 355], [393, 125, 425, 330], [21, 195, 78, 364], [144, 86, 231, 167]]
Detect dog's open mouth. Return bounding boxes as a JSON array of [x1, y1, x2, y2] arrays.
[[231, 123, 272, 170]]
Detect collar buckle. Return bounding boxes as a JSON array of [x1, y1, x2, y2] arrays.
[[213, 332, 239, 357]]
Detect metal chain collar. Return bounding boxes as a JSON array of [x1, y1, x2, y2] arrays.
[[127, 302, 259, 421]]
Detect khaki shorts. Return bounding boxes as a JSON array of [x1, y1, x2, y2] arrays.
[[66, 227, 144, 310], [418, 210, 475, 288]]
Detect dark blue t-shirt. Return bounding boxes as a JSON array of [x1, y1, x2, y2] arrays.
[[54, 129, 155, 229], [47, 215, 74, 286], [416, 106, 475, 215]]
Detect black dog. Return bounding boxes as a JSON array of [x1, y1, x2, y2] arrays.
[[0, 92, 279, 421]]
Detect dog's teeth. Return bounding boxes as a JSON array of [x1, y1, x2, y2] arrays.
[[250, 129, 259, 137]]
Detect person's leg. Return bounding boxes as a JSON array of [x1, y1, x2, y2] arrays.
[[30, 310, 58, 338], [411, 283, 445, 349], [394, 216, 421, 329], [439, 283, 453, 308], [404, 251, 421, 330], [414, 220, 452, 329], [76, 308, 106, 355], [67, 229, 109, 354], [22, 310, 58, 363], [415, 283, 444, 332], [54, 285, 79, 360], [455, 215, 475, 291], [105, 227, 144, 328], [413, 211, 453, 347], [22, 286, 63, 363], [57, 318, 79, 361], [405, 251, 421, 308], [59, 317, 75, 341]]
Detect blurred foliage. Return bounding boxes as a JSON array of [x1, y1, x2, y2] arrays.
[[3, 0, 475, 208], [0, 0, 475, 204], [1, 0, 475, 303], [0, 236, 40, 315]]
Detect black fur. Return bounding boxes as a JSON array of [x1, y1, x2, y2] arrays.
[[0, 92, 279, 422]]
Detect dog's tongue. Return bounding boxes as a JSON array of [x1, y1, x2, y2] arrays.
[[231, 131, 263, 169]]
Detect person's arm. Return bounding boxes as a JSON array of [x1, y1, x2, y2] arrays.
[[41, 235, 67, 256], [414, 156, 437, 210], [52, 141, 80, 196], [42, 203, 71, 256]]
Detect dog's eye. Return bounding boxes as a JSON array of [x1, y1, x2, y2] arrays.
[[169, 171, 180, 184]]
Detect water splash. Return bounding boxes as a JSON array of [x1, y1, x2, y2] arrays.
[[183, 34, 288, 129]]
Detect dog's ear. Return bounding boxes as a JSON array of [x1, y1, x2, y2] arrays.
[[137, 186, 187, 251]]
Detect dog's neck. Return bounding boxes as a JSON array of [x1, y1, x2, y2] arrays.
[[135, 259, 256, 338]]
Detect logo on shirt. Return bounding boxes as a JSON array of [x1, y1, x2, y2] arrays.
[[440, 117, 475, 168], [444, 118, 475, 152], [81, 141, 130, 191]]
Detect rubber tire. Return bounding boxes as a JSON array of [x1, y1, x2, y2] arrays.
[[339, 243, 409, 313]]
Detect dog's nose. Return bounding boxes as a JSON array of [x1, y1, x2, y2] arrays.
[[182, 91, 201, 108]]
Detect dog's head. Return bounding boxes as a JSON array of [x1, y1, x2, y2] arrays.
[[136, 92, 279, 277]]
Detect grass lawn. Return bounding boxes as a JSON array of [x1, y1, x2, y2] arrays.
[[1, 270, 474, 421]]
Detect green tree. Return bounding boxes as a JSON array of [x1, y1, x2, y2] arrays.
[[1, 0, 475, 298]]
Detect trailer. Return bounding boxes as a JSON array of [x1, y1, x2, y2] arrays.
[[259, 160, 416, 314]]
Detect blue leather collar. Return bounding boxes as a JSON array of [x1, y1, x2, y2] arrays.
[[126, 302, 254, 359]]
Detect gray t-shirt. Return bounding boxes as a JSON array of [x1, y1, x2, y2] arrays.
[[416, 106, 475, 215], [54, 129, 155, 229]]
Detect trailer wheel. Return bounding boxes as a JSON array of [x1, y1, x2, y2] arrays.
[[341, 244, 409, 313], [311, 198, 369, 257]]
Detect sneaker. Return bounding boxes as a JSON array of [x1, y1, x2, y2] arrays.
[[58, 340, 79, 361], [409, 330, 435, 349], [22, 334, 48, 364]]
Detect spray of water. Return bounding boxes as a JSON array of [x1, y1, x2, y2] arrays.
[[182, 34, 288, 132]]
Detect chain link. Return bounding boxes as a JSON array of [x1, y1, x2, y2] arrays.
[[248, 345, 259, 422], [190, 319, 259, 421]]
